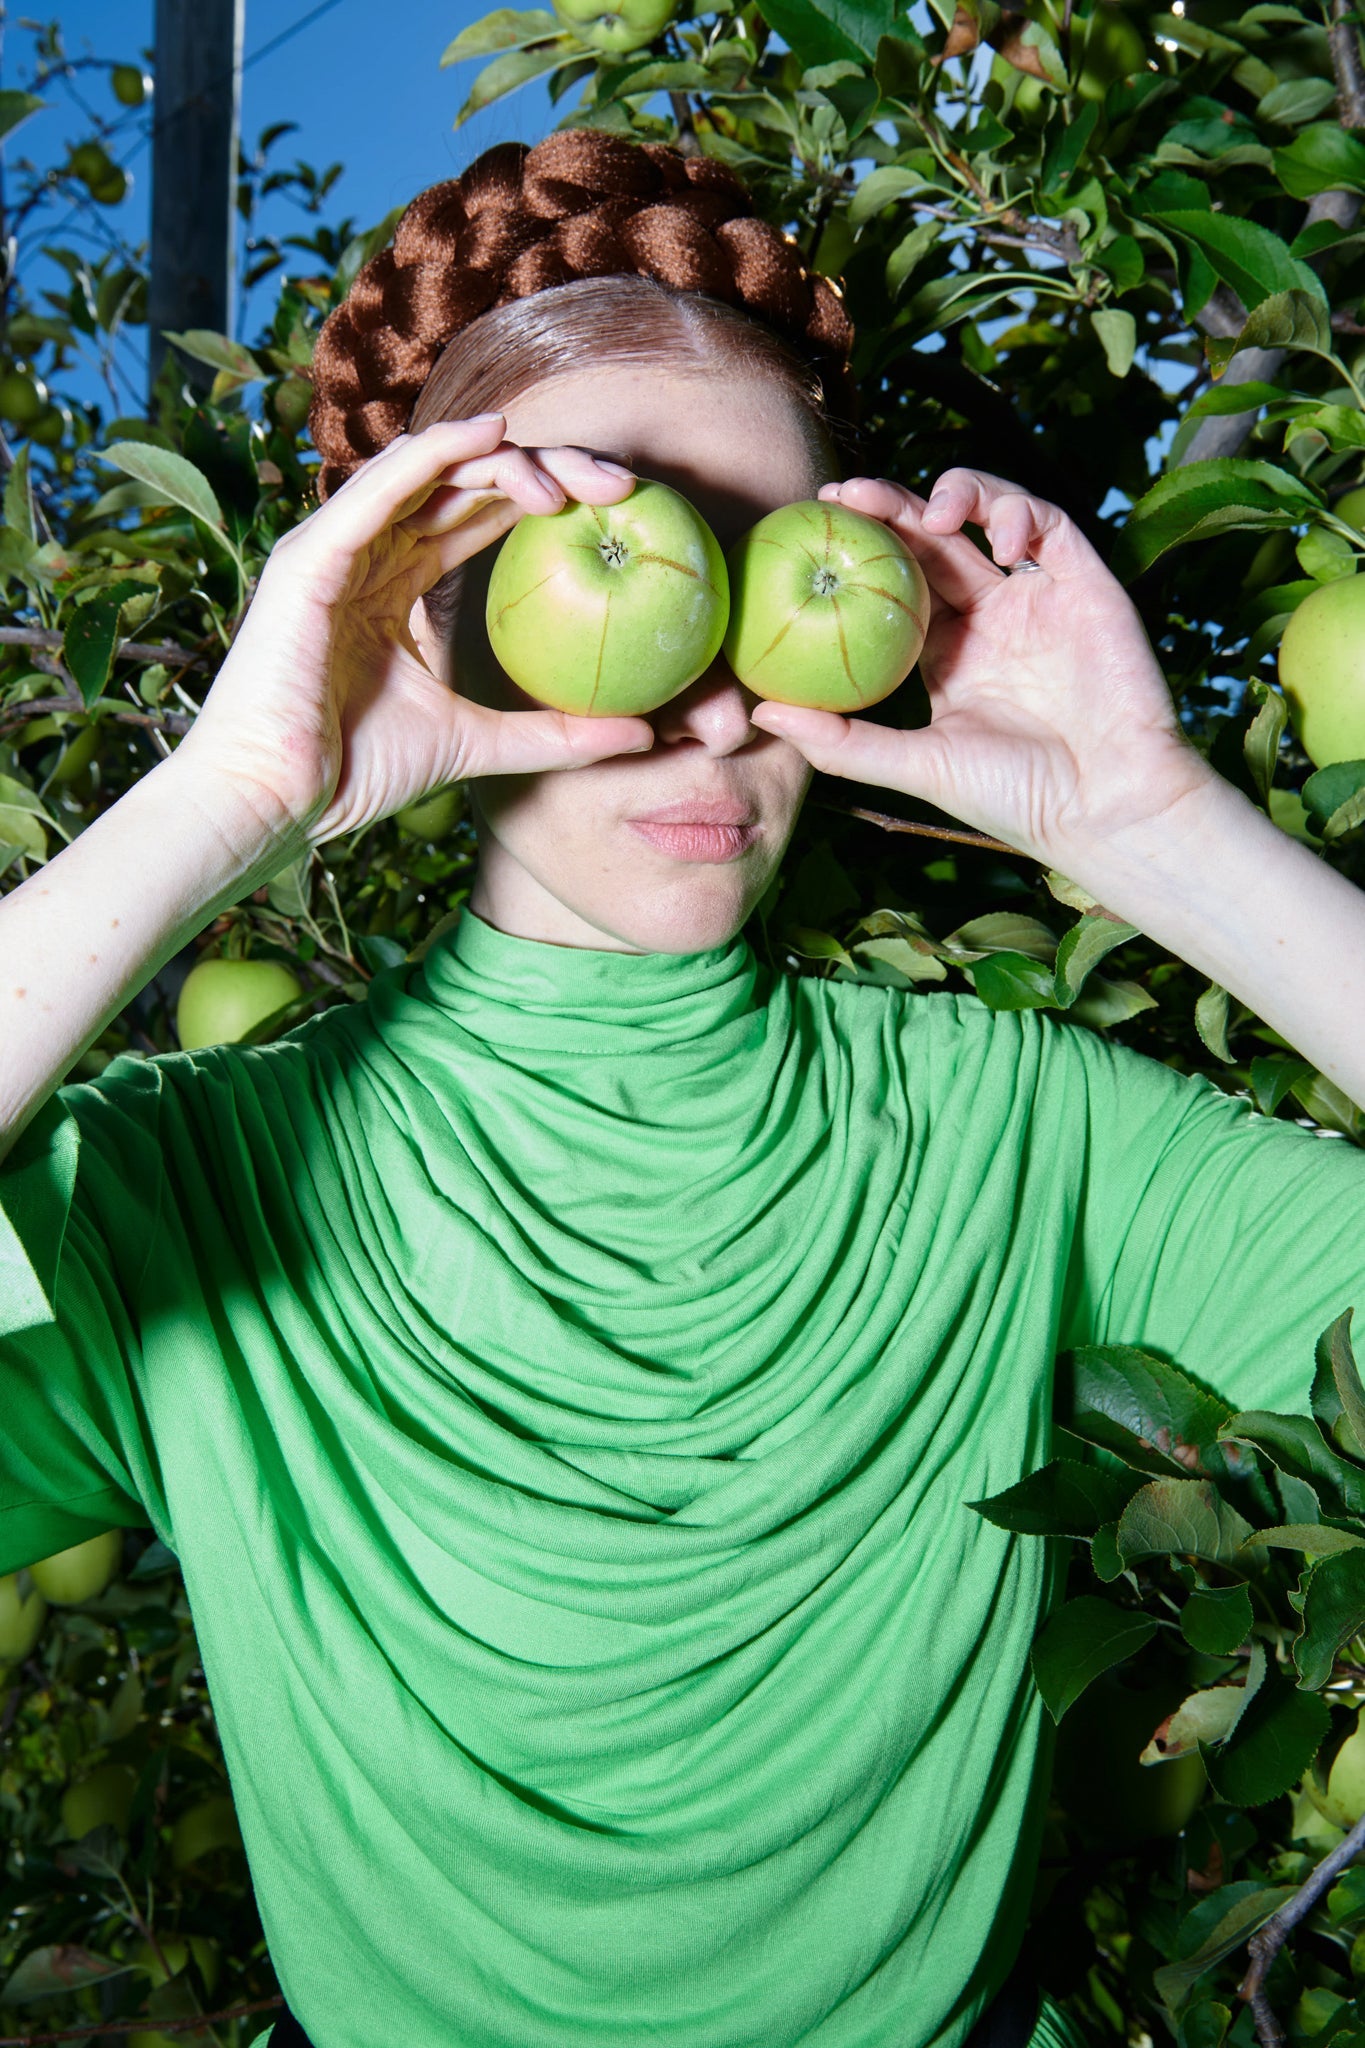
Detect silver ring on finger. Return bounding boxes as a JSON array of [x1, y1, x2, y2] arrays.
[[1009, 556, 1045, 574]]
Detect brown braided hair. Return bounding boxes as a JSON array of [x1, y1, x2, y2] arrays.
[[308, 127, 857, 500]]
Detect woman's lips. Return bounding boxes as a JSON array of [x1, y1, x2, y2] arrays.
[[625, 820, 759, 862]]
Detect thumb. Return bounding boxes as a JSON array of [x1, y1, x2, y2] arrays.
[[445, 697, 656, 780], [749, 703, 947, 807]]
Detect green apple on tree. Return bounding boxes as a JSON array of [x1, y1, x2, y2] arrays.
[[1052, 1670, 1206, 1849], [1277, 573, 1365, 768], [395, 786, 461, 840], [30, 1529, 122, 1604], [0, 1570, 47, 1666], [172, 1793, 244, 1869], [723, 501, 930, 712], [486, 477, 728, 716], [176, 957, 303, 1052], [1332, 484, 1365, 533], [61, 1761, 139, 1839], [552, 0, 677, 55], [1306, 1708, 1365, 1830]]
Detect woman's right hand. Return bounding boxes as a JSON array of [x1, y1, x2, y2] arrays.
[[169, 415, 652, 854]]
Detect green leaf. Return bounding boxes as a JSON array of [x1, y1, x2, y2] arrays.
[[1168, 379, 1286, 469], [1053, 913, 1139, 1005], [1297, 524, 1359, 582], [1030, 1595, 1158, 1722], [1301, 760, 1365, 843], [1091, 1520, 1125, 1580], [849, 164, 922, 225], [0, 1944, 134, 2006], [1091, 307, 1137, 379], [1294, 1547, 1365, 1688], [1249, 1055, 1316, 1116], [850, 935, 948, 984], [1311, 1309, 1365, 1461], [1195, 981, 1234, 1063], [965, 950, 1058, 1010], [101, 442, 224, 533], [1258, 78, 1337, 126], [784, 926, 856, 970], [968, 1457, 1142, 1537], [3, 441, 35, 542], [161, 329, 264, 384], [0, 90, 44, 142], [1067, 976, 1158, 1030], [1058, 1346, 1237, 1480], [440, 8, 560, 62], [1143, 1665, 1262, 1761], [1242, 1523, 1365, 1557], [1117, 1477, 1255, 1567], [1221, 1412, 1365, 1517], [1241, 682, 1288, 805], [885, 218, 942, 298], [1204, 1668, 1331, 1805], [758, 0, 892, 62], [1274, 122, 1365, 200], [454, 39, 579, 125], [1152, 209, 1323, 311], [1114, 457, 1319, 581], [62, 579, 153, 712], [942, 912, 1057, 961], [1181, 1583, 1254, 1655], [1153, 1885, 1297, 2011], [1206, 288, 1335, 373]]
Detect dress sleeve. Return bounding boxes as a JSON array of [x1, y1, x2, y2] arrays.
[[0, 1053, 171, 1572], [1048, 1016, 1365, 1417]]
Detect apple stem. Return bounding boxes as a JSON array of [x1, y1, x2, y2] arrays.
[[1238, 1804, 1365, 2045]]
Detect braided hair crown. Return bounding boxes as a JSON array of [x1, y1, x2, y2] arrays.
[[308, 127, 856, 498]]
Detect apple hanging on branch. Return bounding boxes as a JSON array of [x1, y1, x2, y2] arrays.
[[1277, 572, 1365, 770]]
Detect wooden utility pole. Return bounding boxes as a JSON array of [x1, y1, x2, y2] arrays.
[[147, 0, 244, 400]]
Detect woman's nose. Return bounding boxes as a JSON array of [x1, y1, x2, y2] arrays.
[[650, 659, 760, 753]]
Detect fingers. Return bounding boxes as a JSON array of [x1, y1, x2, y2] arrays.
[[432, 693, 656, 781], [917, 467, 1105, 579], [818, 476, 1000, 615], [288, 418, 510, 560], [408, 442, 635, 538], [748, 701, 948, 814]]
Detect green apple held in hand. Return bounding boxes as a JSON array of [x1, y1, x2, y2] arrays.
[[1277, 572, 1365, 768], [723, 501, 930, 713], [30, 1529, 122, 1604], [177, 957, 303, 1052], [552, 0, 677, 53], [486, 477, 728, 717]]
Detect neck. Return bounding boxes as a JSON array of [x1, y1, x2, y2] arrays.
[[469, 836, 650, 954]]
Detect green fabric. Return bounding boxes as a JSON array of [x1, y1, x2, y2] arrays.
[[2, 908, 1362, 2048]]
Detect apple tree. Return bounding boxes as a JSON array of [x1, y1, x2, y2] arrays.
[[4, 0, 1365, 2041]]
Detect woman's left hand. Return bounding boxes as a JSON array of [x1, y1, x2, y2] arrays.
[[747, 468, 1217, 871]]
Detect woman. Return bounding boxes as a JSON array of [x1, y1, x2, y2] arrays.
[[2, 128, 1362, 2048]]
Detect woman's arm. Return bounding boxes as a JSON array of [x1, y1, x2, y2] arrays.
[[748, 465, 1365, 1106], [1051, 766, 1365, 1108]]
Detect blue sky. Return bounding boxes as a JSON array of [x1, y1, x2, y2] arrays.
[[7, 0, 566, 403]]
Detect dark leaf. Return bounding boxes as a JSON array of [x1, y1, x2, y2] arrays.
[[1117, 1478, 1255, 1567], [1294, 1547, 1365, 1688], [964, 949, 1057, 1009], [1030, 1594, 1158, 1722], [1057, 1346, 1236, 1480], [968, 1457, 1142, 1537], [1113, 459, 1319, 581], [1274, 122, 1365, 200], [1180, 1583, 1253, 1656], [62, 579, 152, 711], [1153, 1884, 1296, 2011], [1223, 1411, 1365, 1516], [1204, 1667, 1331, 1805]]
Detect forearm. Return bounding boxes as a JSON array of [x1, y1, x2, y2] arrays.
[[0, 756, 303, 1164], [1059, 767, 1365, 1107]]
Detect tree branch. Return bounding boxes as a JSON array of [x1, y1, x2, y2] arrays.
[[811, 797, 1021, 854], [0, 692, 193, 738], [1330, 0, 1365, 131], [1238, 1805, 1365, 2047], [0, 626, 211, 669]]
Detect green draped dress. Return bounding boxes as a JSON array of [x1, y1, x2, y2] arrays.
[[3, 907, 1362, 2046]]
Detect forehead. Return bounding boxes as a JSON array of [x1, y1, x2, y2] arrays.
[[498, 364, 833, 548]]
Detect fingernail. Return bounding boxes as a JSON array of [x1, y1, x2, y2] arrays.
[[595, 459, 635, 479], [469, 412, 505, 426]]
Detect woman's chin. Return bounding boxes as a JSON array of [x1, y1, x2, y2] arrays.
[[590, 874, 763, 955]]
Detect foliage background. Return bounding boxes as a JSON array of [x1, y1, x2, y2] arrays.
[[4, 0, 1365, 2040]]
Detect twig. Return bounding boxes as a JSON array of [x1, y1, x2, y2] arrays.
[[0, 626, 211, 669], [1238, 1806, 1365, 2046], [0, 693, 193, 738], [0, 1995, 285, 2044], [940, 144, 1084, 266], [668, 91, 701, 156], [812, 797, 1022, 854], [1330, 0, 1365, 130]]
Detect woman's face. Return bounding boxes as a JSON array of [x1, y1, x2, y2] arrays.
[[420, 362, 836, 955]]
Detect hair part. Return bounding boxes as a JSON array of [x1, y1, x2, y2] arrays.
[[412, 272, 854, 648]]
